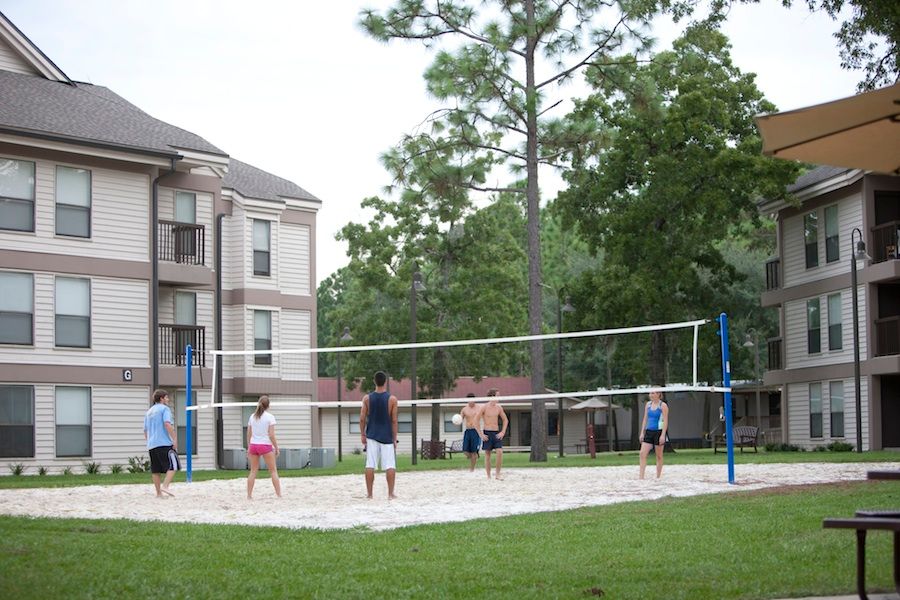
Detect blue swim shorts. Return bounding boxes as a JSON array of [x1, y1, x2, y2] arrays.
[[463, 429, 481, 454], [482, 430, 503, 451]]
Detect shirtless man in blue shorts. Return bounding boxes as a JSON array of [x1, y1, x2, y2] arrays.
[[481, 388, 508, 480], [458, 393, 487, 472]]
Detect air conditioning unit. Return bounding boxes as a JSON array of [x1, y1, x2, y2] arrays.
[[281, 448, 310, 469], [309, 447, 336, 469], [222, 448, 247, 470]]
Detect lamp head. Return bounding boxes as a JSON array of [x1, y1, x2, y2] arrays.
[[562, 296, 575, 313], [413, 271, 426, 292], [854, 239, 871, 262], [340, 327, 353, 342]]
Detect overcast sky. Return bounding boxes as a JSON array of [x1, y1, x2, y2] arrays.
[[1, 1, 862, 285]]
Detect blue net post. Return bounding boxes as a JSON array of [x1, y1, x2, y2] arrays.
[[186, 344, 192, 483], [718, 313, 735, 484]]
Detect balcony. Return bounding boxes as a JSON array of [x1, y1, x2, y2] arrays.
[[875, 316, 899, 357], [159, 220, 205, 266], [871, 221, 899, 264], [159, 324, 206, 367], [767, 337, 783, 370], [765, 257, 780, 291]]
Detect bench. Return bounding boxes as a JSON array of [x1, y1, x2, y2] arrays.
[[446, 439, 464, 458], [420, 439, 446, 460], [822, 510, 900, 598], [713, 426, 759, 453]]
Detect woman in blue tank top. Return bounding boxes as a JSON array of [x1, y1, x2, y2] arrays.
[[639, 391, 669, 479]]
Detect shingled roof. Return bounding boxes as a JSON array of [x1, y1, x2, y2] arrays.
[[0, 69, 225, 156], [224, 158, 319, 202], [787, 165, 853, 193]]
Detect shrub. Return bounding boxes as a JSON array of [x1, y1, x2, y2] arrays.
[[61, 466, 73, 475], [825, 441, 854, 452], [764, 442, 803, 452], [109, 463, 124, 474], [37, 466, 49, 476], [127, 456, 150, 474], [84, 461, 102, 474], [8, 463, 26, 476], [812, 445, 827, 452]]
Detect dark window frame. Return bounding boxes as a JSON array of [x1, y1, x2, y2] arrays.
[[0, 385, 35, 458], [824, 204, 839, 263], [807, 298, 821, 354], [809, 383, 823, 439], [252, 219, 271, 277], [827, 293, 843, 351], [829, 381, 845, 438], [55, 276, 91, 349], [0, 271, 34, 345], [804, 212, 819, 269], [253, 310, 272, 366], [55, 386, 92, 458]]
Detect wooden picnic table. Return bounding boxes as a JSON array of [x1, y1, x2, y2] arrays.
[[867, 469, 900, 481]]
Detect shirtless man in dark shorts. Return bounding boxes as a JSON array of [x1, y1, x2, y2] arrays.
[[480, 388, 508, 480], [459, 393, 487, 472]]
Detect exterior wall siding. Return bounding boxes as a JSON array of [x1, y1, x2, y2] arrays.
[[0, 273, 149, 367], [782, 192, 862, 288], [221, 208, 245, 291], [0, 154, 150, 261], [786, 377, 869, 450], [784, 286, 867, 370], [280, 309, 312, 380], [279, 222, 311, 296], [0, 36, 38, 75], [221, 394, 311, 451]]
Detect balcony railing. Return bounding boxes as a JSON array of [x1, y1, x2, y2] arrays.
[[871, 220, 899, 264], [159, 324, 206, 367], [765, 257, 780, 291], [767, 337, 783, 370], [875, 316, 900, 357], [159, 220, 205, 265]]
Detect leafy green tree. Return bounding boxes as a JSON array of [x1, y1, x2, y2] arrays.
[[361, 0, 665, 460], [330, 175, 529, 440], [557, 24, 799, 445]]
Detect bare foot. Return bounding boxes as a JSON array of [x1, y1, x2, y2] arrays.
[[389, 494, 397, 500], [366, 495, 373, 500], [161, 488, 174, 497], [495, 475, 504, 481]]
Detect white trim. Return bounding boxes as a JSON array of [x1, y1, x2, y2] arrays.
[[0, 14, 71, 82], [760, 169, 866, 212], [0, 133, 174, 167]]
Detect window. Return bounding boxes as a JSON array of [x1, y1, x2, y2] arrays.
[[174, 292, 196, 364], [0, 272, 33, 345], [0, 385, 34, 457], [349, 412, 360, 434], [0, 158, 35, 232], [829, 381, 844, 438], [824, 205, 839, 263], [398, 410, 412, 433], [804, 212, 818, 268], [174, 191, 197, 259], [827, 293, 842, 351], [55, 277, 90, 348], [56, 386, 91, 457], [173, 391, 198, 455], [252, 219, 271, 276], [253, 310, 272, 365], [806, 298, 821, 354], [548, 410, 560, 436], [809, 383, 823, 438], [444, 411, 462, 433], [56, 166, 91, 237]]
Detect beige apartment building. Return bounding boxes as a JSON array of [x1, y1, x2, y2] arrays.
[[0, 12, 320, 472], [761, 166, 900, 450]]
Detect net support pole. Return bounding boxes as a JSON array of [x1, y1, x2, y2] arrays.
[[718, 313, 735, 484], [186, 344, 193, 483], [692, 324, 700, 386]]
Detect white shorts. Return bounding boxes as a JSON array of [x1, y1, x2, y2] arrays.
[[365, 439, 396, 471]]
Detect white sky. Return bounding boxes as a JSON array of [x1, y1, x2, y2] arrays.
[[1, 0, 863, 285]]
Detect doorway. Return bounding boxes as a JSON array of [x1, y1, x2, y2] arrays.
[[881, 375, 900, 448], [519, 411, 531, 446]]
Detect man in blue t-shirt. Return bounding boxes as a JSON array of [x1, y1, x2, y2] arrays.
[[144, 389, 179, 497]]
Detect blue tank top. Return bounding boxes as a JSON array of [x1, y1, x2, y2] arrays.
[[647, 402, 663, 430], [365, 391, 393, 444]]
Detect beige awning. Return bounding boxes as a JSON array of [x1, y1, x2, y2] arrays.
[[755, 82, 900, 175], [569, 397, 611, 410]]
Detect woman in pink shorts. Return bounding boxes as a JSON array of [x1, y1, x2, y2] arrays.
[[246, 395, 281, 499]]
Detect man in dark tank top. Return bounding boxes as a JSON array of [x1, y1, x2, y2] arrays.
[[360, 371, 399, 499]]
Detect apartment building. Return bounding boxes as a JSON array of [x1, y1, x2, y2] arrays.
[[0, 12, 319, 472], [760, 166, 900, 450]]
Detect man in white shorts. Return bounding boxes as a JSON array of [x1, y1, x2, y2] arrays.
[[359, 371, 399, 499]]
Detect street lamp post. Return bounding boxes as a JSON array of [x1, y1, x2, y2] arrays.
[[336, 327, 352, 462], [556, 295, 575, 457], [850, 227, 869, 453], [742, 331, 762, 434], [410, 269, 426, 466]]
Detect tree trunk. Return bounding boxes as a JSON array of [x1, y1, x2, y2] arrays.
[[430, 347, 446, 441], [524, 0, 546, 462]]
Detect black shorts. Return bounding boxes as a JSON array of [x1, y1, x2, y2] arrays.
[[149, 446, 180, 474], [643, 429, 663, 446]]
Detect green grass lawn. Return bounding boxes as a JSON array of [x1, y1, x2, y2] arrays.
[[1, 448, 897, 489], [0, 480, 897, 599]]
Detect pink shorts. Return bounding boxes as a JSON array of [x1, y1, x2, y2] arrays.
[[248, 443, 274, 456]]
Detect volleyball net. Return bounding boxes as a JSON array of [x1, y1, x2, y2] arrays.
[[201, 316, 730, 412]]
